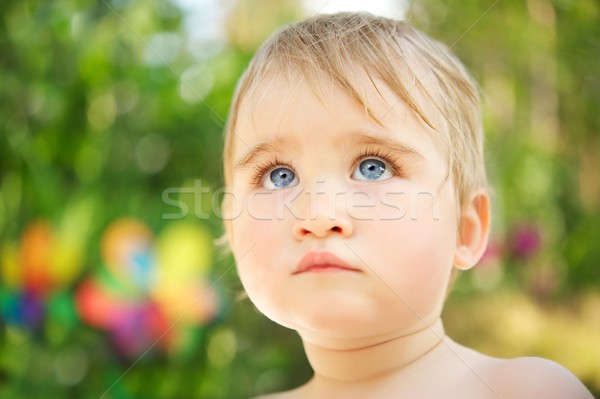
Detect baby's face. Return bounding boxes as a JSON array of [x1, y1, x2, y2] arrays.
[[227, 73, 460, 341]]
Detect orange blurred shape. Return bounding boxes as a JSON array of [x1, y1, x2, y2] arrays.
[[21, 220, 54, 295], [17, 219, 86, 295]]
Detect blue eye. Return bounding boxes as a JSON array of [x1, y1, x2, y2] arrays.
[[263, 167, 298, 189], [352, 158, 393, 181]]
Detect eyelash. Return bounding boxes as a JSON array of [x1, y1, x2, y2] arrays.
[[250, 157, 296, 186], [249, 148, 404, 186], [351, 148, 404, 178]]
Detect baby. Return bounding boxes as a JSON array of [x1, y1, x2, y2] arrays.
[[221, 12, 593, 399]]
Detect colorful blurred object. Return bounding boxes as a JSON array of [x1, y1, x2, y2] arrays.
[[2, 218, 87, 295], [1, 0, 599, 396], [0, 212, 89, 329], [509, 223, 542, 260], [75, 218, 222, 358], [0, 290, 45, 328]]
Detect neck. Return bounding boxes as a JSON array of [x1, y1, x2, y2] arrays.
[[300, 319, 446, 383]]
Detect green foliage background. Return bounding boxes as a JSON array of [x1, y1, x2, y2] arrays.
[[0, 0, 598, 398]]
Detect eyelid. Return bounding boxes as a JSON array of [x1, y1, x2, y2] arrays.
[[248, 148, 403, 186], [351, 147, 403, 178], [250, 157, 297, 187]]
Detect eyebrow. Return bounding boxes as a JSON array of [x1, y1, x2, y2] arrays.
[[234, 132, 424, 171], [234, 140, 283, 171], [344, 132, 425, 160]]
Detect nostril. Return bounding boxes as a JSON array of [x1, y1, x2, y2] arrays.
[[293, 223, 350, 240]]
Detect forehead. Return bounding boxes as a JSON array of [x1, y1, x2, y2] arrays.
[[232, 69, 445, 158]]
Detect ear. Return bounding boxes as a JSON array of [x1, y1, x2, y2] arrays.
[[453, 190, 491, 270]]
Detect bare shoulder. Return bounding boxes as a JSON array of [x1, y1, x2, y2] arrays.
[[487, 357, 593, 399]]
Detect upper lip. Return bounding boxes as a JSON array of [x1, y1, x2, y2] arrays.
[[293, 251, 361, 275]]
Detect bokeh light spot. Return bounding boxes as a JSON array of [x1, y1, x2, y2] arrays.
[[53, 345, 89, 386], [179, 64, 214, 103], [87, 91, 116, 131], [143, 32, 181, 67], [134, 133, 170, 175], [207, 328, 237, 368]]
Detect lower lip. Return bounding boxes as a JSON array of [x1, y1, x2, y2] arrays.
[[295, 264, 358, 274]]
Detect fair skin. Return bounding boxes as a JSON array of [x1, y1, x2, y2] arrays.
[[225, 71, 593, 399]]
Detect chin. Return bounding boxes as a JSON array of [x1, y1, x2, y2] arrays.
[[287, 295, 420, 338]]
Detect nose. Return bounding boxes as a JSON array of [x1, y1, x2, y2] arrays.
[[293, 215, 354, 239], [292, 188, 354, 240]]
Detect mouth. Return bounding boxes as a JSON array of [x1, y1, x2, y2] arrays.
[[293, 251, 361, 275]]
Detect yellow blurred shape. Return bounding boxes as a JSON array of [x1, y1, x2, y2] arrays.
[[1, 242, 21, 289], [49, 239, 84, 288], [155, 222, 212, 279], [153, 222, 214, 322], [154, 280, 219, 324], [47, 200, 94, 288]]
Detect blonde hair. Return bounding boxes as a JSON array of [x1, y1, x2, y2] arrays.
[[223, 12, 487, 208]]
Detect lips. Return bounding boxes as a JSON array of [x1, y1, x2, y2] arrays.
[[293, 251, 361, 275]]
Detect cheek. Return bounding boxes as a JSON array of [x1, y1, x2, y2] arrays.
[[230, 187, 297, 250], [231, 220, 283, 319], [229, 190, 295, 323], [362, 223, 454, 325], [358, 187, 458, 316], [231, 211, 283, 283], [368, 217, 454, 279], [346, 181, 447, 222]]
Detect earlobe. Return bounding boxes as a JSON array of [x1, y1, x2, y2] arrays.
[[453, 191, 491, 270]]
